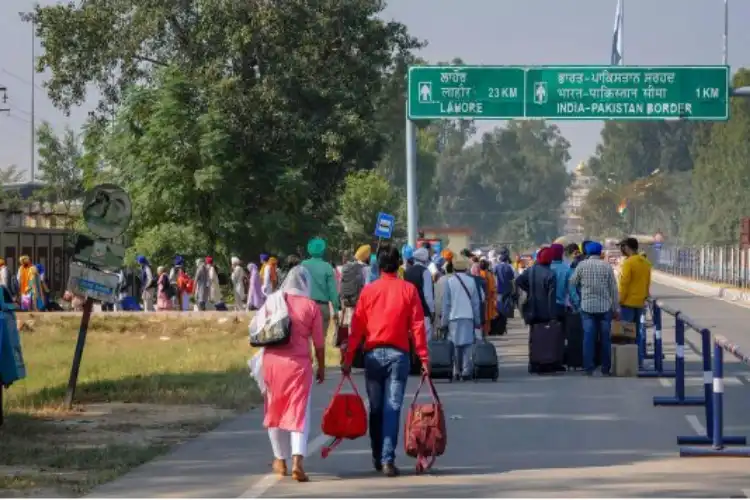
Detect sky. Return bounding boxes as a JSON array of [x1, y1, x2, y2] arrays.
[[1, 0, 749, 181]]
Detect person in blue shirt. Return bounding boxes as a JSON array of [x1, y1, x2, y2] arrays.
[[548, 244, 569, 319]]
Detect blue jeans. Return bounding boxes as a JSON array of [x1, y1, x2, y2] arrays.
[[620, 306, 644, 360], [364, 347, 410, 466], [581, 311, 613, 373]]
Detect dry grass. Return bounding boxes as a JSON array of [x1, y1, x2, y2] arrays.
[[0, 312, 340, 497]]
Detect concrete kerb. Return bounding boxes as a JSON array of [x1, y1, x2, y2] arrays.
[[652, 271, 750, 303]]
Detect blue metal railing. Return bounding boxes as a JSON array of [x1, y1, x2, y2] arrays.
[[680, 336, 750, 456]]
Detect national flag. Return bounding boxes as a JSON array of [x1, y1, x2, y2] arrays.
[[611, 0, 623, 66], [617, 200, 628, 216]]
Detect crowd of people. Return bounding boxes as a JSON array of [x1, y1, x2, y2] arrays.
[[248, 235, 652, 480], [0, 255, 52, 311]]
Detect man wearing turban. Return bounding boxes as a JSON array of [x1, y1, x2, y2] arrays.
[[302, 238, 340, 340], [569, 241, 619, 376]]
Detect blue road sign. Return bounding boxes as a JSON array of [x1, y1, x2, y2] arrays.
[[374, 212, 395, 239]]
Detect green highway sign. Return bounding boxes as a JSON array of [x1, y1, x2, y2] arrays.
[[407, 65, 730, 121], [524, 66, 729, 120], [407, 66, 526, 120]]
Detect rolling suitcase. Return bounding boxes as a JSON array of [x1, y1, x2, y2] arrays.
[[564, 312, 601, 371], [528, 321, 565, 374], [429, 328, 454, 382], [472, 339, 499, 381]]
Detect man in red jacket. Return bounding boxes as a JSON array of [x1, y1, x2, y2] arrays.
[[342, 244, 429, 477]]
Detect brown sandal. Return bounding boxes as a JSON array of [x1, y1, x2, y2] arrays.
[[272, 459, 288, 477], [292, 455, 309, 482]]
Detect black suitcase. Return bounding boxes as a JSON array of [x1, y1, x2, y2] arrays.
[[428, 333, 455, 382], [564, 312, 601, 370], [352, 339, 365, 369], [472, 339, 499, 381], [528, 321, 565, 374]]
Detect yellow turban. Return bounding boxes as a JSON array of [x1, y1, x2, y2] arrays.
[[355, 245, 371, 262], [20, 255, 30, 265]]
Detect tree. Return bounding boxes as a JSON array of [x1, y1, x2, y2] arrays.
[[337, 170, 405, 246], [36, 122, 84, 220], [428, 120, 570, 245], [34, 0, 422, 263], [685, 68, 750, 244]]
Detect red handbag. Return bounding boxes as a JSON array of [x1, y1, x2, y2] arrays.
[[404, 374, 447, 474], [320, 374, 367, 458]]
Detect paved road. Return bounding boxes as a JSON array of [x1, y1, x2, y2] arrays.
[[90, 305, 750, 498]]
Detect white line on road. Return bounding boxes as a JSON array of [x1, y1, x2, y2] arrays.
[[238, 432, 330, 498], [654, 275, 750, 311], [658, 378, 672, 387], [685, 414, 707, 436]]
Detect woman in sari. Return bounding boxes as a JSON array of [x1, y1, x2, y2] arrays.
[[28, 265, 47, 311], [247, 263, 264, 310], [156, 266, 173, 311], [478, 259, 498, 335], [262, 256, 279, 297], [251, 266, 325, 482]]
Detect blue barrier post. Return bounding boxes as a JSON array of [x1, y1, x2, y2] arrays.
[[638, 301, 675, 378], [676, 330, 745, 445], [680, 341, 748, 456], [653, 315, 704, 406], [638, 309, 646, 369]]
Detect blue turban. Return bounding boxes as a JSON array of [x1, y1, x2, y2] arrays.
[[35, 263, 45, 275], [174, 255, 184, 267], [260, 253, 269, 262], [401, 244, 414, 261], [136, 255, 148, 265], [584, 241, 603, 256]]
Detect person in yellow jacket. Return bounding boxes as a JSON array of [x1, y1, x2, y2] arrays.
[[618, 237, 651, 351]]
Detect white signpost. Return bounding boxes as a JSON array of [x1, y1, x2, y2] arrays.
[[67, 264, 119, 303]]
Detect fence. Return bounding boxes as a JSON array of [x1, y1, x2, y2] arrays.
[[640, 298, 750, 456], [651, 244, 750, 289]]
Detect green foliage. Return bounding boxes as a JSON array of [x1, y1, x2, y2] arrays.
[[686, 68, 750, 244], [35, 122, 84, 219], [33, 0, 422, 265], [338, 170, 405, 245], [428, 120, 570, 246]]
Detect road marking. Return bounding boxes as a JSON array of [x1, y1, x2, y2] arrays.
[[658, 377, 672, 387], [238, 432, 329, 498], [658, 376, 742, 388], [685, 414, 707, 436]]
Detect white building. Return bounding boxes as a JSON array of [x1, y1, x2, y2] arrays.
[[561, 162, 595, 241]]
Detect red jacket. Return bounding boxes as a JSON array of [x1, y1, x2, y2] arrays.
[[346, 273, 429, 366]]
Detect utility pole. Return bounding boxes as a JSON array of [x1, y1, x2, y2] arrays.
[[29, 13, 36, 183]]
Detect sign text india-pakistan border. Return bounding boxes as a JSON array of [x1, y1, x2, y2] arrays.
[[408, 65, 729, 121]]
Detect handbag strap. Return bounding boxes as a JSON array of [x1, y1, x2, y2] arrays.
[[454, 274, 472, 304], [411, 373, 441, 406], [334, 373, 362, 399]]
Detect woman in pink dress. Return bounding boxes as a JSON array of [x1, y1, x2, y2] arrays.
[[156, 266, 173, 311], [261, 266, 325, 482]]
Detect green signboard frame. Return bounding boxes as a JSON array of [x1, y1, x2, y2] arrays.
[[407, 65, 730, 122]]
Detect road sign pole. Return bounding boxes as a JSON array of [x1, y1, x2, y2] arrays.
[[405, 109, 418, 247], [63, 297, 94, 410]]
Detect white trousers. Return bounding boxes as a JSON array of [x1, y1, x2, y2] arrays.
[[142, 290, 155, 312], [268, 384, 312, 459]]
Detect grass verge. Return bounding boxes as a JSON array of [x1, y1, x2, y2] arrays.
[[1, 312, 339, 497]]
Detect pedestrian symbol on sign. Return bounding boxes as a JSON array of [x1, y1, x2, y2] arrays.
[[418, 82, 432, 103], [533, 82, 548, 105]]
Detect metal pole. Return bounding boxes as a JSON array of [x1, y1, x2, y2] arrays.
[[30, 15, 35, 182], [63, 297, 94, 409], [620, 0, 624, 65], [723, 0, 728, 65], [405, 111, 418, 247]]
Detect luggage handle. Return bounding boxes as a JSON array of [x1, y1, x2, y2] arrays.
[[333, 373, 362, 399], [411, 373, 441, 406]]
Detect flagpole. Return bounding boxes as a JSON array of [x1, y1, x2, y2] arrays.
[[620, 0, 624, 64], [722, 0, 728, 65]]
